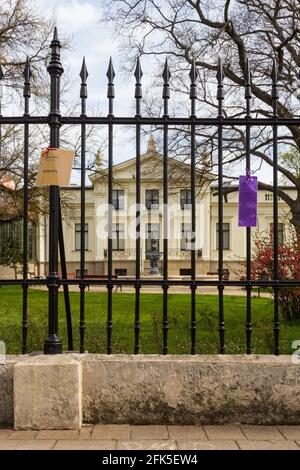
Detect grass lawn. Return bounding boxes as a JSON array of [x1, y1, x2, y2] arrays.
[[0, 286, 299, 354]]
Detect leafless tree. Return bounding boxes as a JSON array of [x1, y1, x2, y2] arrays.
[[0, 1, 103, 222], [102, 0, 300, 252]]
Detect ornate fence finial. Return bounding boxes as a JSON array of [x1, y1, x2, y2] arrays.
[[0, 65, 4, 111], [80, 56, 88, 113], [216, 57, 224, 117], [189, 59, 198, 117], [134, 57, 143, 116], [271, 58, 279, 117], [23, 57, 32, 99], [134, 57, 143, 86], [106, 57, 115, 116], [162, 58, 171, 95], [244, 57, 252, 117], [189, 59, 198, 86], [106, 57, 115, 95], [47, 27, 63, 77], [216, 57, 224, 85], [244, 58, 252, 95], [162, 58, 171, 116]]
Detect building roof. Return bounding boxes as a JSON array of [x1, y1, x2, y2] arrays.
[[89, 135, 214, 185]]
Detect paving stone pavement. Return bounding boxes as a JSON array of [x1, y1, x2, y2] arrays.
[[0, 425, 299, 450]]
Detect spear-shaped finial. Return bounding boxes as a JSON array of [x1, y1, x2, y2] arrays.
[[271, 57, 278, 84], [106, 57, 115, 97], [80, 57, 88, 113], [189, 59, 198, 117], [244, 57, 251, 86], [0, 66, 4, 106], [48, 27, 63, 77], [106, 57, 115, 115], [23, 56, 31, 82], [23, 56, 32, 100], [162, 58, 171, 115], [216, 57, 224, 84], [134, 57, 143, 115], [162, 57, 171, 85], [80, 56, 88, 84], [106, 57, 115, 86], [244, 57, 252, 117], [189, 59, 198, 85], [271, 58, 278, 116], [134, 57, 143, 83], [216, 58, 224, 117]]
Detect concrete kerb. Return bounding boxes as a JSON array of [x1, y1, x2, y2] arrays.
[[0, 354, 299, 429]]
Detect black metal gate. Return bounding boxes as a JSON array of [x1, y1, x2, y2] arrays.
[[0, 29, 299, 355]]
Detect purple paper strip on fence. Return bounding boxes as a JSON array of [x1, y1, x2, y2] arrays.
[[238, 174, 258, 227]]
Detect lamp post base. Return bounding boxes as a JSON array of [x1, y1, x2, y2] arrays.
[[44, 335, 63, 354]]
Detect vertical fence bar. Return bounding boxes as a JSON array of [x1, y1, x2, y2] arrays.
[[162, 59, 170, 355], [22, 57, 31, 354], [271, 59, 280, 355], [79, 57, 88, 353], [44, 27, 63, 354], [106, 58, 115, 354], [58, 201, 73, 350], [134, 58, 142, 354], [244, 58, 252, 354], [217, 59, 225, 354], [189, 60, 198, 355], [0, 67, 2, 159]]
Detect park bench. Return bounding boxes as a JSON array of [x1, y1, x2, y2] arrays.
[[207, 269, 230, 281], [53, 273, 123, 292], [75, 274, 122, 292]]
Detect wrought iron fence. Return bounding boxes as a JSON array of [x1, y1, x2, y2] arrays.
[[0, 28, 299, 355]]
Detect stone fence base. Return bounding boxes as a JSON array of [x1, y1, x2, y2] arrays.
[[0, 354, 299, 429]]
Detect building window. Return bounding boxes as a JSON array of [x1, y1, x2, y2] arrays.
[[75, 223, 88, 251], [270, 223, 284, 245], [0, 219, 22, 263], [216, 223, 230, 250], [112, 189, 124, 210], [181, 223, 194, 251], [180, 189, 192, 209], [146, 223, 160, 258], [0, 219, 36, 263], [145, 189, 159, 210], [112, 223, 125, 251]]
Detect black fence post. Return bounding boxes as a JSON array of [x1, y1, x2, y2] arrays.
[[44, 28, 63, 354]]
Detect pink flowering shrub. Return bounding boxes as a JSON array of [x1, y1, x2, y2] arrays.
[[252, 236, 300, 321]]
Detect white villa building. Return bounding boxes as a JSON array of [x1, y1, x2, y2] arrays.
[[0, 137, 296, 279]]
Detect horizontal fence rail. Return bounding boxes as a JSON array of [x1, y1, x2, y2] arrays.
[[0, 28, 299, 356]]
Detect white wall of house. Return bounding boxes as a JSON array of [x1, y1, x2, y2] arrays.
[[31, 142, 296, 278]]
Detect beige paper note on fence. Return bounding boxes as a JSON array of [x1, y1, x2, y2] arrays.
[[36, 148, 74, 186]]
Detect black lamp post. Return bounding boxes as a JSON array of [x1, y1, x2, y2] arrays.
[[44, 28, 63, 354]]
